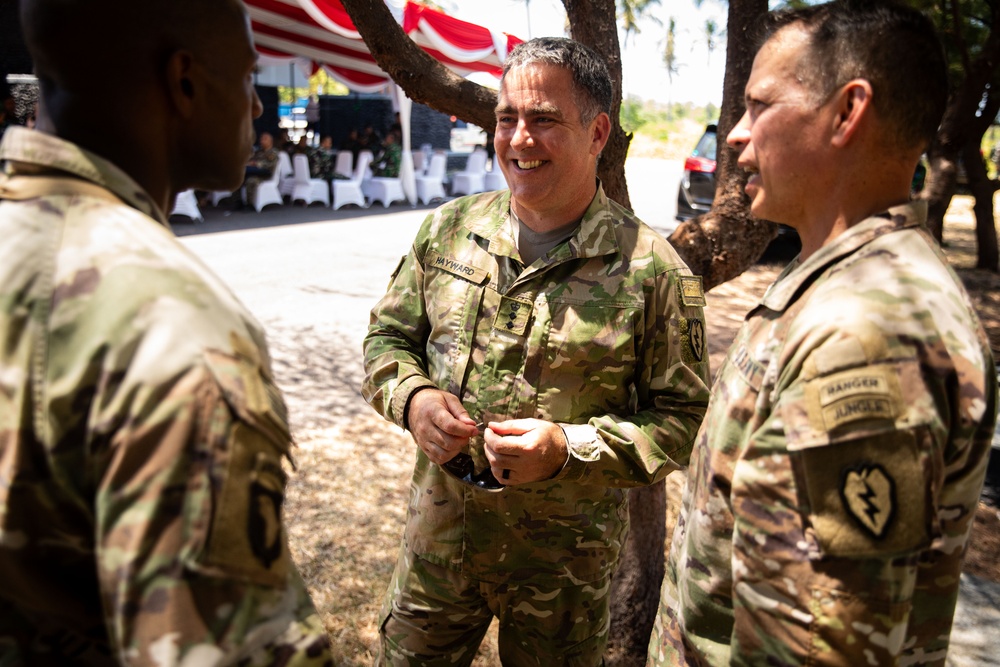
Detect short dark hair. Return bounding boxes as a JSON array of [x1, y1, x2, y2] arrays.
[[760, 0, 946, 151], [501, 37, 613, 125]]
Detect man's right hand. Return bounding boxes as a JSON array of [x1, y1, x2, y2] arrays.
[[407, 389, 479, 464]]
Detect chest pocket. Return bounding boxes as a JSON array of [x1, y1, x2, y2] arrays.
[[534, 299, 640, 422], [423, 251, 490, 395]]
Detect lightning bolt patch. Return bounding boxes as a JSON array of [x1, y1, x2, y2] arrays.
[[841, 464, 895, 539]]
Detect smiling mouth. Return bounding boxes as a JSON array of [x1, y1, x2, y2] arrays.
[[516, 159, 545, 170]]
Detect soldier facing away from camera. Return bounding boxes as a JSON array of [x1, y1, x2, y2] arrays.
[[0, 0, 333, 663]]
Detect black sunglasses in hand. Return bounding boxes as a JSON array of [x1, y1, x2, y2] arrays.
[[439, 422, 511, 492]]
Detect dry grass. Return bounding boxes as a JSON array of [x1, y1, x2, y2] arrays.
[[273, 199, 999, 665]]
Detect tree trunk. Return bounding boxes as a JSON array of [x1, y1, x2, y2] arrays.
[[962, 138, 1000, 271], [604, 484, 665, 667], [562, 0, 631, 208], [667, 0, 774, 291], [921, 2, 1000, 242], [338, 0, 498, 131]]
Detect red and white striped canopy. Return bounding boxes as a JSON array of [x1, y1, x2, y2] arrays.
[[246, 0, 523, 93]]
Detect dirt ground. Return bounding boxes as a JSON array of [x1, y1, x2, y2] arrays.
[[276, 197, 999, 665]]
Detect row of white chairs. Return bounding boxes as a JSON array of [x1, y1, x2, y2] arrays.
[[170, 146, 508, 220]]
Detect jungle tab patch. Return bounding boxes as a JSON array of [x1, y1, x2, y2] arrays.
[[840, 463, 895, 539], [807, 367, 900, 431], [679, 316, 706, 363], [426, 251, 491, 285], [493, 295, 533, 336], [678, 276, 707, 308]]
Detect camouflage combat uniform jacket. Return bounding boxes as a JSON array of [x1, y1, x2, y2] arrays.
[[651, 202, 998, 666], [363, 186, 711, 584], [0, 127, 332, 665]]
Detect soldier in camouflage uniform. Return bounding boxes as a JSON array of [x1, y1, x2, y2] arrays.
[[243, 131, 279, 208], [0, 1, 332, 664], [648, 3, 998, 665], [363, 37, 711, 666]]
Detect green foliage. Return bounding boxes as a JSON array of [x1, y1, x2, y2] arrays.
[[620, 97, 649, 134]]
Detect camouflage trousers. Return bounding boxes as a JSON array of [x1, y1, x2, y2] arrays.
[[377, 547, 611, 666]]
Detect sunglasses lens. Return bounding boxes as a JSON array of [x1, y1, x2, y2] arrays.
[[440, 454, 505, 492]]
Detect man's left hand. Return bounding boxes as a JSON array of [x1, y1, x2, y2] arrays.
[[483, 419, 568, 485]]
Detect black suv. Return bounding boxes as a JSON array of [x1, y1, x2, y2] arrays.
[[676, 124, 718, 222]]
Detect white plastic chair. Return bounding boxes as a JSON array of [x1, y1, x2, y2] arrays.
[[210, 190, 234, 206], [170, 189, 203, 221], [364, 174, 407, 208], [411, 149, 428, 175], [291, 153, 330, 206], [333, 151, 372, 210], [484, 153, 507, 191], [276, 151, 295, 200], [416, 152, 447, 205], [334, 150, 353, 178], [251, 161, 284, 212], [451, 149, 488, 196]]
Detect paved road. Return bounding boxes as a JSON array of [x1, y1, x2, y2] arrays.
[[175, 156, 998, 666]]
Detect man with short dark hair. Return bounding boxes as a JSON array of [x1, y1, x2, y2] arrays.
[[0, 0, 332, 663], [648, 2, 998, 665], [363, 36, 710, 665]]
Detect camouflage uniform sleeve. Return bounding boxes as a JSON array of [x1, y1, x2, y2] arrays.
[[94, 347, 332, 665], [726, 326, 994, 665], [555, 267, 712, 486], [362, 215, 439, 427]]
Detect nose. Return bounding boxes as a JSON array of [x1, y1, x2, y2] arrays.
[[727, 110, 751, 151], [251, 87, 263, 120], [510, 118, 534, 151]]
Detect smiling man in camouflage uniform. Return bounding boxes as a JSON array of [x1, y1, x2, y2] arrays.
[[0, 0, 332, 663], [363, 37, 711, 666], [648, 2, 998, 665]]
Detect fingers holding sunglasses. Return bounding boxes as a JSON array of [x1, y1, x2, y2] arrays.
[[407, 388, 478, 464]]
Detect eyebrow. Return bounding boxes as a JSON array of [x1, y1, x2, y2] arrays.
[[494, 103, 563, 117]]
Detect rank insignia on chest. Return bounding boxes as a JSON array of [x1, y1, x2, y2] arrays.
[[493, 295, 533, 336]]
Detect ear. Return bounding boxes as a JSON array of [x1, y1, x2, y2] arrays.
[[165, 50, 198, 119], [590, 112, 612, 157], [830, 79, 872, 148]]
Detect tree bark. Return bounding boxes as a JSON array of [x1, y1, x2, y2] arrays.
[[667, 0, 774, 291], [962, 137, 1000, 271], [338, 0, 498, 131], [562, 0, 632, 208], [922, 2, 1000, 243]]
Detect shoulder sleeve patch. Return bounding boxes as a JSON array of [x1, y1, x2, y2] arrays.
[[791, 429, 931, 558], [678, 275, 707, 308]]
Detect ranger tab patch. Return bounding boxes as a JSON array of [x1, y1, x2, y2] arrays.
[[678, 275, 707, 307], [809, 367, 900, 431]]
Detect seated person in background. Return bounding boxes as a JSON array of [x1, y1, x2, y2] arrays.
[[371, 131, 401, 178], [312, 135, 350, 181], [242, 130, 278, 208], [341, 128, 362, 162], [292, 134, 312, 156]]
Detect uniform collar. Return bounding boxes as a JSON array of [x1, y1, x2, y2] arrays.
[[760, 200, 928, 312], [464, 181, 621, 261], [0, 126, 167, 225]]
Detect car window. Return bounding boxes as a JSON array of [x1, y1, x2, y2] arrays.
[[693, 131, 717, 162]]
